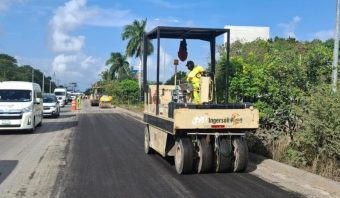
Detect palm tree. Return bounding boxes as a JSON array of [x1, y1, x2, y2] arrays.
[[122, 19, 154, 88], [99, 70, 112, 82], [106, 52, 131, 80]]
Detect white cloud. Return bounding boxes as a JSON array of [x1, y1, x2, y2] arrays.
[[49, 0, 133, 89], [49, 0, 92, 52], [84, 8, 136, 27], [48, 0, 138, 52], [0, 0, 25, 12], [279, 16, 301, 38], [81, 56, 96, 69], [312, 30, 334, 41], [52, 53, 103, 89], [47, 0, 193, 88], [52, 54, 78, 73]]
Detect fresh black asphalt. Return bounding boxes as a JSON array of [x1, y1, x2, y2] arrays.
[[57, 106, 301, 198]]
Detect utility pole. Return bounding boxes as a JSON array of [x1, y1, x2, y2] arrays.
[[332, 0, 340, 93], [49, 80, 52, 93], [32, 68, 34, 83], [42, 73, 45, 93]]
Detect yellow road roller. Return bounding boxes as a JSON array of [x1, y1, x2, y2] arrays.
[[142, 26, 259, 174], [99, 95, 112, 108]]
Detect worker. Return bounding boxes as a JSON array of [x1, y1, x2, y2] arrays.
[[76, 95, 81, 110], [186, 60, 204, 104]]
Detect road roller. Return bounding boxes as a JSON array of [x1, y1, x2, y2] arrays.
[[99, 95, 112, 108], [142, 26, 259, 174]]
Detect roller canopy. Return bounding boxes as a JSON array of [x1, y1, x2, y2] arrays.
[[146, 26, 229, 41]]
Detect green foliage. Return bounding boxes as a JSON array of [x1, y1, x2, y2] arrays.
[[217, 38, 339, 179], [113, 79, 140, 104], [227, 39, 333, 138], [0, 54, 18, 81], [290, 87, 340, 166], [122, 19, 153, 60], [164, 71, 187, 85], [106, 52, 132, 80], [0, 53, 56, 92]]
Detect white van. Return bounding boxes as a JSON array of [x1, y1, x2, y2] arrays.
[[0, 81, 43, 133], [54, 88, 67, 107]]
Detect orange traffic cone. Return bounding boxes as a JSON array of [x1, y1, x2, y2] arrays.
[[71, 99, 77, 111]]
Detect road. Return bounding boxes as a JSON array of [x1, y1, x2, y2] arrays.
[[1, 100, 333, 198], [0, 106, 76, 197], [56, 101, 300, 198]]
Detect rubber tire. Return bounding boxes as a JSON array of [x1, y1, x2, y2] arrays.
[[144, 126, 153, 154], [215, 139, 232, 173], [28, 117, 35, 133], [175, 138, 194, 174], [196, 138, 213, 173], [232, 138, 249, 172], [37, 114, 42, 127]]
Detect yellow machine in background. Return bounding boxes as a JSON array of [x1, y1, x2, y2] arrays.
[[90, 84, 102, 106], [99, 95, 112, 108]]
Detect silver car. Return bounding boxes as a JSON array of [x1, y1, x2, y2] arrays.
[[42, 93, 60, 118]]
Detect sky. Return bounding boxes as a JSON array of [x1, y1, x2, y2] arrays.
[[0, 0, 337, 91]]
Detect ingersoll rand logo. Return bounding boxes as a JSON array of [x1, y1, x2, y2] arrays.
[[191, 113, 243, 126], [208, 113, 243, 125]]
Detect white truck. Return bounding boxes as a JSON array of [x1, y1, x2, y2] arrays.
[[54, 87, 68, 107], [0, 81, 43, 133]]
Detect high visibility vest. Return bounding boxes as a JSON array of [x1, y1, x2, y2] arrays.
[[187, 65, 204, 88]]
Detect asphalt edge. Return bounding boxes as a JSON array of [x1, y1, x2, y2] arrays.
[[116, 106, 340, 197], [249, 153, 340, 196]]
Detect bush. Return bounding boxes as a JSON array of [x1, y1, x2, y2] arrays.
[[289, 86, 340, 179]]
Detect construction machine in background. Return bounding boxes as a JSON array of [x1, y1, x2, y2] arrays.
[[99, 95, 113, 108], [142, 26, 259, 174], [90, 84, 102, 106]]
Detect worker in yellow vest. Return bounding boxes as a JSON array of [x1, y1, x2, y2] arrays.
[[76, 96, 81, 110], [186, 60, 204, 104]]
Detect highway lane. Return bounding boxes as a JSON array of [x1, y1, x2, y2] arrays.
[[0, 106, 76, 198], [57, 101, 301, 198]]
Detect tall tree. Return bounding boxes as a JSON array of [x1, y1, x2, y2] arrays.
[[105, 52, 131, 80], [99, 70, 112, 82], [0, 54, 18, 81], [122, 19, 154, 88]]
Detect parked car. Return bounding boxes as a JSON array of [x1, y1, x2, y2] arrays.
[[42, 93, 60, 118]]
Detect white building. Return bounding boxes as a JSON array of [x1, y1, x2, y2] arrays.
[[224, 26, 270, 44]]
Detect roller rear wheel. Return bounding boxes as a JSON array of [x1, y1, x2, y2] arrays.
[[215, 139, 232, 173], [175, 138, 194, 174], [144, 126, 153, 154], [232, 138, 248, 172], [196, 138, 213, 173]]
